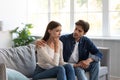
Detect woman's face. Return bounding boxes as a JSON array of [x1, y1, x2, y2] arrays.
[[48, 26, 62, 38]]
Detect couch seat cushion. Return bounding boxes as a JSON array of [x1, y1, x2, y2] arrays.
[[99, 66, 108, 77]]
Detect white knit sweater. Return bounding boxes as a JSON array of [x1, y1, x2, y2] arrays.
[[36, 41, 66, 69]]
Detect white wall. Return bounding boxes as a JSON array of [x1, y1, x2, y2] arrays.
[[0, 0, 27, 31], [0, 31, 12, 48]]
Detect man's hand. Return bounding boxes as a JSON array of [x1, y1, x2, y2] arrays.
[[74, 58, 93, 69], [35, 39, 46, 48]]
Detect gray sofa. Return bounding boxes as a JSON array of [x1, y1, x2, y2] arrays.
[[0, 44, 110, 80]]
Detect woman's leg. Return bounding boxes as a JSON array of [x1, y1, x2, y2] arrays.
[[33, 65, 67, 80], [63, 64, 76, 80]]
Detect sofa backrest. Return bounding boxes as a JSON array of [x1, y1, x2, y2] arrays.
[[0, 44, 36, 77]]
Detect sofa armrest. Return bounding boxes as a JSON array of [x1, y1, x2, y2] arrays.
[[98, 47, 110, 67], [98, 47, 110, 80], [0, 63, 6, 80]]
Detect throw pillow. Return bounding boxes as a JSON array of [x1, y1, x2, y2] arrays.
[[6, 68, 29, 80]]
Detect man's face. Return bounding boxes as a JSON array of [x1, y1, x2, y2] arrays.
[[73, 25, 85, 41]]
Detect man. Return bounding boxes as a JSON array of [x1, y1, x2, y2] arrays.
[[36, 20, 103, 80]]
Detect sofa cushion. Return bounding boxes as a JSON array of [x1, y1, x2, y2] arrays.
[[6, 68, 29, 80], [99, 66, 108, 77], [0, 44, 36, 77], [85, 66, 108, 79]]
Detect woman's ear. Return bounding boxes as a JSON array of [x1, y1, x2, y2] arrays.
[[48, 29, 51, 34]]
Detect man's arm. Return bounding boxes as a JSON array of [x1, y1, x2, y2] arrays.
[[74, 58, 93, 69]]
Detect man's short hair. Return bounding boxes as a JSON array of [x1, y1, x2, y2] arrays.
[[75, 20, 90, 33]]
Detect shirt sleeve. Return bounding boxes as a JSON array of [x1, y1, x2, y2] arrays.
[[89, 53, 100, 62], [37, 47, 60, 66], [85, 37, 103, 60]]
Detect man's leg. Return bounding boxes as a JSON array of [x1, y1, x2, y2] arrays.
[[74, 67, 87, 80], [88, 62, 99, 80]]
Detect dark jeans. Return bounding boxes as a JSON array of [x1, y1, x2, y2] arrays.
[[74, 61, 99, 80], [33, 64, 76, 80]]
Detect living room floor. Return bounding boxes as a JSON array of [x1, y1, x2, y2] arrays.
[[110, 77, 120, 80]]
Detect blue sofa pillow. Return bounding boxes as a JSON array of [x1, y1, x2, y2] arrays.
[[6, 68, 29, 80]]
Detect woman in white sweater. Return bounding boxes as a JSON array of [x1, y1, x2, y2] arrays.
[[33, 21, 76, 80]]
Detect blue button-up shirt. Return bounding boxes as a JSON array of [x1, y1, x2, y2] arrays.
[[60, 33, 103, 63]]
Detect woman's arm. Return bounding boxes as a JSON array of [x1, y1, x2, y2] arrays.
[[59, 41, 67, 65]]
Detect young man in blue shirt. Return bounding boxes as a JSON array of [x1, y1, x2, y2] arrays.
[[60, 20, 103, 80]]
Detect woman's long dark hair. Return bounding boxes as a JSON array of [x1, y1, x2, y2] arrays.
[[42, 21, 61, 41]]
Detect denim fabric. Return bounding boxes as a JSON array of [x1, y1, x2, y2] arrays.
[[33, 64, 75, 80], [60, 33, 103, 62], [74, 62, 99, 80], [60, 34, 102, 80]]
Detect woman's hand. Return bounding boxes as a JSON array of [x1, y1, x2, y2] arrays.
[[53, 38, 59, 53]]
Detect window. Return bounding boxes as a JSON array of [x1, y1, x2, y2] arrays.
[[27, 0, 120, 37], [27, 0, 70, 36], [109, 0, 120, 36], [74, 0, 102, 36], [27, 0, 49, 36], [50, 0, 70, 34]]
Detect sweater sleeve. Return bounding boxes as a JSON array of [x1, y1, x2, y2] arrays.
[[37, 47, 60, 66], [59, 41, 67, 65]]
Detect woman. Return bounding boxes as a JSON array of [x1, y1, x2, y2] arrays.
[[33, 21, 76, 80]]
